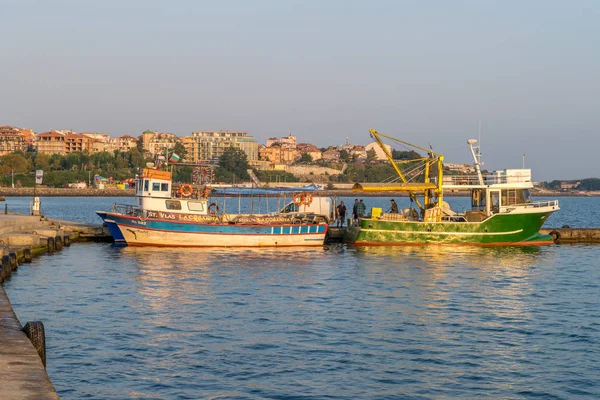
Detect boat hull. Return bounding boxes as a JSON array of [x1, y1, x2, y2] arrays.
[[100, 213, 328, 247], [344, 210, 556, 246], [96, 211, 126, 243]]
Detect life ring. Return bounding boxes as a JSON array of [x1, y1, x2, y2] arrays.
[[303, 193, 313, 205], [293, 194, 304, 206], [179, 184, 193, 197], [208, 203, 219, 215]]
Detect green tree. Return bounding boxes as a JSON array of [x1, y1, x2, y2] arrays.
[[0, 153, 32, 174], [366, 149, 377, 163], [392, 149, 421, 160], [136, 136, 144, 153], [172, 141, 188, 162], [34, 153, 51, 170], [339, 149, 350, 162], [299, 153, 313, 163], [128, 148, 146, 169], [214, 146, 250, 183]]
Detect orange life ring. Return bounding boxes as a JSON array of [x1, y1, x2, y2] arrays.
[[293, 193, 304, 206], [208, 203, 219, 215], [302, 193, 313, 205], [179, 184, 194, 197]]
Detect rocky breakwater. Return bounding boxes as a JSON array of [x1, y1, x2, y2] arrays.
[[0, 187, 135, 197]]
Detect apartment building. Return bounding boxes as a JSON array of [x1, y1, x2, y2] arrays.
[[0, 126, 29, 155], [183, 130, 258, 164], [296, 143, 322, 161], [259, 143, 297, 164], [141, 130, 178, 156], [37, 131, 68, 155]]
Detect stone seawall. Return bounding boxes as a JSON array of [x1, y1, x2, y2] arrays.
[[0, 188, 135, 197]]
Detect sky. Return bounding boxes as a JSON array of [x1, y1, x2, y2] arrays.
[[1, 0, 598, 181]]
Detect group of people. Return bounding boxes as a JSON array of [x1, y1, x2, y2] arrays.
[[336, 199, 367, 227], [336, 198, 400, 227]]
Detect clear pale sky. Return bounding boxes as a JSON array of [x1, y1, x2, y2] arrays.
[[1, 0, 598, 181]]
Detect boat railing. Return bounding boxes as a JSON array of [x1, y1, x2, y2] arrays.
[[444, 174, 532, 186], [112, 203, 143, 216], [499, 200, 559, 212], [443, 175, 483, 186]]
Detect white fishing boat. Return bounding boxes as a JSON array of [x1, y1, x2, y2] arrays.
[[97, 168, 330, 247]]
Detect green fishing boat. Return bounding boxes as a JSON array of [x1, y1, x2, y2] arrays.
[[344, 130, 559, 246]]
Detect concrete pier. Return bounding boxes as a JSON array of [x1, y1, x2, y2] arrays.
[[0, 286, 60, 399], [0, 212, 107, 399], [540, 227, 600, 243]]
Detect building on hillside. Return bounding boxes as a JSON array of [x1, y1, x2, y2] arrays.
[[0, 126, 30, 155], [266, 133, 297, 150], [560, 181, 580, 191], [81, 133, 117, 153], [259, 143, 297, 164], [140, 130, 179, 157], [365, 142, 392, 161], [443, 163, 475, 174], [296, 143, 322, 161], [183, 130, 258, 164], [348, 145, 367, 160], [65, 133, 95, 153], [322, 147, 340, 162], [118, 135, 137, 152], [36, 131, 67, 155]]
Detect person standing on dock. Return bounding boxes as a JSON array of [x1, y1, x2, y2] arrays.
[[336, 201, 347, 227], [356, 199, 366, 218], [389, 199, 399, 213], [352, 199, 359, 225]]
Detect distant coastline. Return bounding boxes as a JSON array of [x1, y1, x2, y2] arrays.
[[0, 187, 598, 198]]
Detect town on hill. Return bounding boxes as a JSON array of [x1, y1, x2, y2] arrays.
[[0, 125, 598, 193]]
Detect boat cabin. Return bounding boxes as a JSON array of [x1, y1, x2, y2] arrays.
[[135, 168, 209, 215]]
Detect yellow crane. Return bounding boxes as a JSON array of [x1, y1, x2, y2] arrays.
[[352, 129, 445, 214]]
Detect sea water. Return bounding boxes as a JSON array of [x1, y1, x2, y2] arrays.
[[4, 196, 600, 399]]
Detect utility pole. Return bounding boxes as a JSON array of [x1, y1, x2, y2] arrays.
[[11, 169, 14, 188], [522, 153, 525, 169]]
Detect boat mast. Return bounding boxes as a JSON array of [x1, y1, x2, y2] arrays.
[[467, 139, 484, 185]]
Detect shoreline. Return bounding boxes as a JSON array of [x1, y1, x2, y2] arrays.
[[0, 187, 597, 197]]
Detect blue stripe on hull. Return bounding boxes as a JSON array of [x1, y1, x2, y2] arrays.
[[102, 212, 328, 246]]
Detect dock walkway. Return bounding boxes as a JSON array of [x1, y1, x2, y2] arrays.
[[0, 212, 106, 399]]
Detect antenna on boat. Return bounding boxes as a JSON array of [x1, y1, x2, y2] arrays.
[[467, 139, 485, 185]]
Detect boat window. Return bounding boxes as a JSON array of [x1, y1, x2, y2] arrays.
[[501, 189, 531, 205], [152, 182, 160, 191], [471, 189, 486, 211], [187, 201, 205, 212], [281, 203, 299, 213], [165, 200, 182, 210], [490, 191, 500, 213], [144, 180, 149, 191], [161, 183, 169, 192]]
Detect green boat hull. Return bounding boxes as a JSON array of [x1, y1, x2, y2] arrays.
[[344, 211, 555, 246]]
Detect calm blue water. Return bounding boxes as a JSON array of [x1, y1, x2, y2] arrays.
[[4, 196, 600, 399]]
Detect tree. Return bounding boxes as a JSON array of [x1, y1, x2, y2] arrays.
[[0, 153, 32, 174], [214, 146, 250, 183], [339, 149, 350, 162], [392, 149, 421, 160], [128, 148, 146, 169], [299, 153, 313, 163], [34, 153, 51, 170], [172, 141, 188, 162], [366, 149, 377, 163], [136, 136, 144, 153]]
